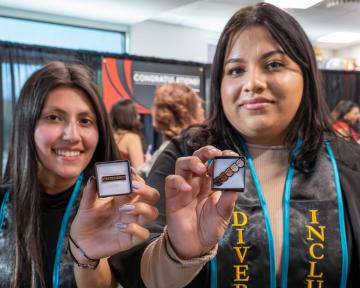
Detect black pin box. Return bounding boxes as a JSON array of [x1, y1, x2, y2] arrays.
[[212, 156, 246, 192], [95, 160, 132, 197]]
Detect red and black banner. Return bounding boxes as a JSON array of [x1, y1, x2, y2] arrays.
[[102, 57, 204, 114]]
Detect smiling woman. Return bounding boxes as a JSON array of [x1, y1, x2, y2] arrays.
[[0, 61, 159, 288], [110, 3, 360, 288]]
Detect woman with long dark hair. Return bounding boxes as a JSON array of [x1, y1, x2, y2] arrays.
[[109, 99, 145, 170], [123, 3, 359, 288], [0, 61, 159, 287]]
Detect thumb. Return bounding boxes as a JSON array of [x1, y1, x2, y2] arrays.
[[216, 191, 237, 221], [79, 176, 98, 210]]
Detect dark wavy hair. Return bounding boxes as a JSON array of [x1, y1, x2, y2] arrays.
[[187, 3, 334, 172], [2, 61, 119, 287]]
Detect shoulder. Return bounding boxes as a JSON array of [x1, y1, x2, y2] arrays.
[[330, 137, 360, 171], [124, 132, 141, 141]]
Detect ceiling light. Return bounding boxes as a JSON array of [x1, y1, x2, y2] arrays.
[[265, 0, 323, 9], [326, 0, 360, 8], [317, 32, 360, 43]]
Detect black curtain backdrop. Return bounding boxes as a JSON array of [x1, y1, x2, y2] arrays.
[[321, 70, 360, 110]]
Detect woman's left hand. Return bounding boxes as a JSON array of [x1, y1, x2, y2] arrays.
[[69, 173, 159, 262]]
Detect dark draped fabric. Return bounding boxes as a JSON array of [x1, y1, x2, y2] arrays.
[[0, 41, 103, 174], [321, 70, 360, 110]]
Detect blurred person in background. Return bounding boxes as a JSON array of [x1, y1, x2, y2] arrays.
[[331, 100, 360, 143], [138, 83, 205, 179], [110, 99, 146, 169]]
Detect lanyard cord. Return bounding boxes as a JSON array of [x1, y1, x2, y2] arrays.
[[0, 189, 10, 230], [53, 173, 84, 288]]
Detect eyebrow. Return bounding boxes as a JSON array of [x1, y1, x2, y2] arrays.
[[42, 106, 96, 117], [224, 50, 285, 65]]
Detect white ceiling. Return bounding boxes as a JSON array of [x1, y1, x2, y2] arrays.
[[1, 0, 360, 49]]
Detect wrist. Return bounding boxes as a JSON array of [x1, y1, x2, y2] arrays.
[[68, 234, 100, 269], [165, 226, 216, 260]]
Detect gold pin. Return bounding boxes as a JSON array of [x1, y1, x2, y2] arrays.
[[102, 175, 126, 182]]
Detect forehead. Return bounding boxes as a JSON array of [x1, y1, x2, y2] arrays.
[[43, 86, 95, 113], [225, 25, 282, 58]]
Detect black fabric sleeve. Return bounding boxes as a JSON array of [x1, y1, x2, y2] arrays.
[[331, 138, 360, 286], [109, 137, 194, 288], [146, 138, 190, 231]]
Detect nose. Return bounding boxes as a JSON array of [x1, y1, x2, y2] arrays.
[[243, 67, 266, 94], [62, 121, 81, 143]]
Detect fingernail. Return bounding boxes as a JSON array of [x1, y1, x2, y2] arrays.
[[132, 181, 141, 190], [86, 176, 94, 187], [180, 182, 192, 191], [116, 223, 127, 229], [118, 204, 135, 212], [210, 148, 219, 153]]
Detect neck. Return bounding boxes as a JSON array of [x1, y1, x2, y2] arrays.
[[38, 176, 78, 195], [244, 136, 286, 146]]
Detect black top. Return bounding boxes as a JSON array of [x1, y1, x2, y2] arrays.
[[109, 134, 360, 288], [40, 186, 73, 288]]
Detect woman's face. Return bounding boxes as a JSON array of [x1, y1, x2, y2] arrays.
[[221, 26, 304, 145], [34, 86, 99, 191], [345, 106, 360, 125]]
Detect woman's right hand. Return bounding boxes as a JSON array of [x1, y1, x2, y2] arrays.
[[70, 173, 159, 263], [164, 146, 238, 259]]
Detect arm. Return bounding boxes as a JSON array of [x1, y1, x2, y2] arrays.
[[126, 133, 145, 170], [70, 175, 159, 288], [141, 145, 239, 288]]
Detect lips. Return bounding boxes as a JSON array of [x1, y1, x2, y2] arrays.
[[239, 97, 274, 110], [54, 149, 81, 157]]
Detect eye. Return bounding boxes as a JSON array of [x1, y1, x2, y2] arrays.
[[79, 117, 95, 127], [44, 114, 62, 122], [265, 61, 284, 71], [227, 67, 245, 76]]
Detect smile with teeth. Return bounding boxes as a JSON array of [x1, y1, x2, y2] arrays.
[[55, 149, 81, 157]]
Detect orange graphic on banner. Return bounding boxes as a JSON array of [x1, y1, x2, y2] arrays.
[[102, 57, 150, 114]]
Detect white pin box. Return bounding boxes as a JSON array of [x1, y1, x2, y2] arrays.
[[212, 156, 246, 192], [95, 160, 132, 197]]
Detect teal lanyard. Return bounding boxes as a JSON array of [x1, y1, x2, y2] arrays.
[[53, 173, 83, 288], [0, 174, 83, 288], [210, 138, 348, 288], [0, 189, 10, 230]]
